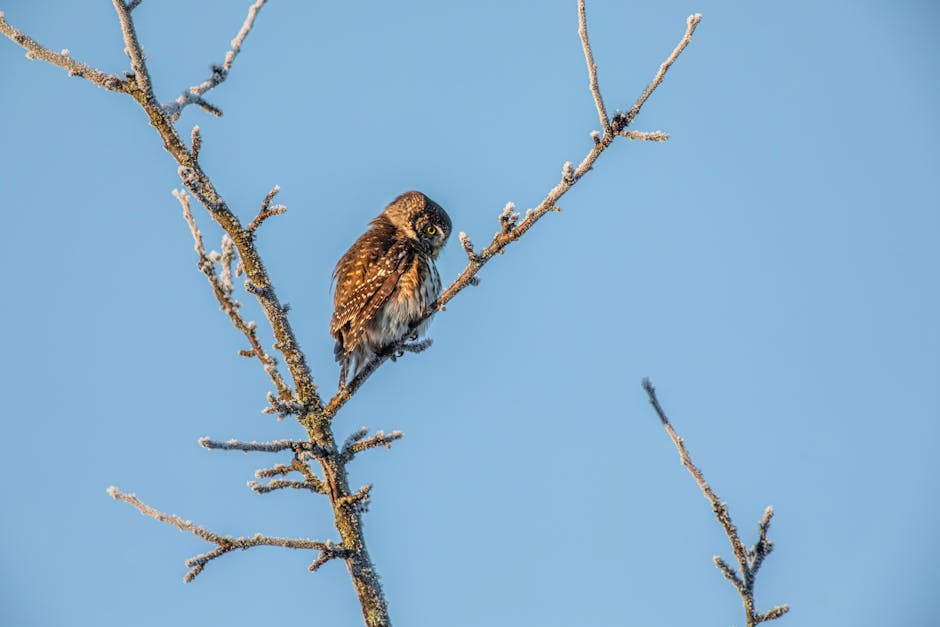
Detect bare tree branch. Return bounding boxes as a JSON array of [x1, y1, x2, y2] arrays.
[[248, 185, 288, 233], [619, 129, 670, 141], [614, 13, 703, 131], [642, 378, 789, 626], [0, 12, 125, 91], [176, 189, 293, 399], [248, 478, 325, 494], [112, 0, 157, 104], [198, 436, 322, 455], [107, 486, 335, 582], [163, 0, 268, 121], [578, 0, 610, 134], [341, 428, 404, 463]]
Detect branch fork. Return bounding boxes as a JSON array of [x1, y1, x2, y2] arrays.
[[642, 379, 788, 626]]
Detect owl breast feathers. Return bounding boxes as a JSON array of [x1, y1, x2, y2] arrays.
[[331, 191, 451, 386]]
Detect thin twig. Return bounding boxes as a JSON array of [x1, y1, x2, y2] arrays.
[[643, 378, 749, 565], [577, 0, 610, 134], [107, 486, 334, 582], [341, 428, 404, 463], [112, 0, 157, 104], [0, 13, 125, 91], [175, 189, 293, 399], [248, 185, 287, 233], [164, 0, 268, 120], [619, 129, 669, 141], [615, 13, 702, 131], [309, 540, 353, 572], [248, 478, 325, 494], [642, 378, 789, 626], [191, 125, 202, 160], [199, 436, 320, 454]]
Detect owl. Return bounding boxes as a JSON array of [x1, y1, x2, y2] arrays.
[[331, 191, 452, 387]]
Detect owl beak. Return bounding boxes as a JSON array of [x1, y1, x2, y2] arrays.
[[431, 244, 443, 258]]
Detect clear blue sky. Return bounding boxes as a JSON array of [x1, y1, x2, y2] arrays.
[[1, 1, 938, 626]]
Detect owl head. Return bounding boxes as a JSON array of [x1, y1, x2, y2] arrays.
[[380, 191, 452, 258]]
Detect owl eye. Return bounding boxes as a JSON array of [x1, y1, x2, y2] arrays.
[[424, 225, 437, 236]]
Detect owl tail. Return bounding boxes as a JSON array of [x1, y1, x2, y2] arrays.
[[334, 340, 349, 389]]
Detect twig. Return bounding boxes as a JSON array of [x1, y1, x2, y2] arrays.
[[261, 390, 304, 419], [642, 378, 789, 626], [577, 0, 610, 134], [619, 130, 669, 142], [191, 125, 202, 160], [248, 185, 287, 233], [107, 486, 334, 582], [198, 436, 320, 454], [337, 484, 372, 512], [248, 478, 325, 494], [614, 13, 702, 131], [0, 13, 125, 91], [175, 189, 293, 399], [309, 540, 353, 572], [254, 463, 293, 477], [112, 0, 157, 104], [163, 0, 268, 120], [341, 428, 404, 463]]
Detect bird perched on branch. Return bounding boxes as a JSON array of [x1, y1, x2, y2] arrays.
[[331, 191, 452, 388]]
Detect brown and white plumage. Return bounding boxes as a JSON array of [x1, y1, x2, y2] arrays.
[[331, 191, 451, 386]]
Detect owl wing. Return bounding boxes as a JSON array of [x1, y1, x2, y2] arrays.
[[331, 237, 413, 351]]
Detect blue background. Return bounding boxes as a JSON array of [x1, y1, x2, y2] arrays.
[[1, 1, 938, 625]]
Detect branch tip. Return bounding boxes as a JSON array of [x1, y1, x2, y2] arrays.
[[164, 0, 269, 120], [577, 0, 610, 133]]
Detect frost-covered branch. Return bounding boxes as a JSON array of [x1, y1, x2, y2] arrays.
[[615, 13, 702, 131], [176, 189, 292, 399], [0, 12, 124, 91], [163, 0, 268, 120], [322, 9, 703, 421], [248, 185, 288, 233], [199, 436, 322, 455], [250, 455, 326, 494], [578, 0, 609, 134], [107, 486, 335, 582], [112, 0, 156, 103], [642, 378, 789, 626], [341, 428, 404, 463]]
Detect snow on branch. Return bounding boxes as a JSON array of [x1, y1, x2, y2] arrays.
[[641, 378, 789, 626], [198, 436, 324, 456], [248, 185, 288, 233], [112, 0, 156, 103], [0, 12, 125, 91], [175, 189, 293, 400], [577, 0, 610, 134], [613, 13, 703, 132], [107, 486, 338, 582], [340, 428, 404, 463], [163, 0, 268, 120]]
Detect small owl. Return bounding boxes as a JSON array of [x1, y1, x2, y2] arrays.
[[331, 191, 451, 387]]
